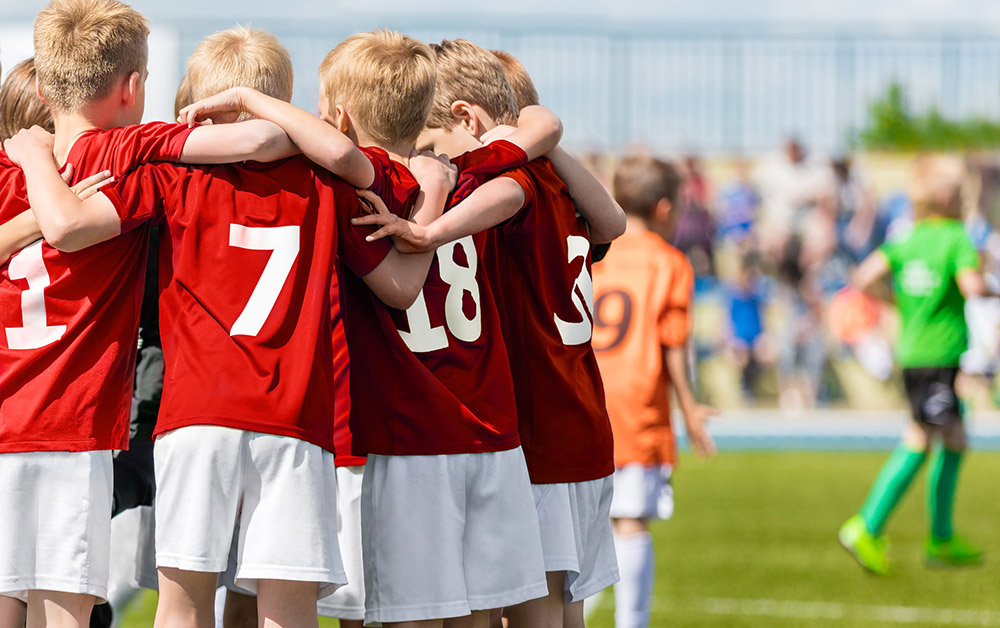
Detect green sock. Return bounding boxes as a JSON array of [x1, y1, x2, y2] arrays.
[[928, 447, 963, 540], [858, 445, 927, 535]]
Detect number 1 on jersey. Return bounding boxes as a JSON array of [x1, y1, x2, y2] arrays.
[[229, 225, 300, 337], [6, 241, 67, 350]]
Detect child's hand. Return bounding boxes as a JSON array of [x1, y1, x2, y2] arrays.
[[3, 126, 55, 167], [353, 190, 434, 254], [408, 150, 457, 196], [178, 87, 252, 127], [684, 404, 719, 459], [70, 170, 114, 200], [480, 125, 518, 145]]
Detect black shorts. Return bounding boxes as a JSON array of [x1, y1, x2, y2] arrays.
[[902, 367, 961, 427]]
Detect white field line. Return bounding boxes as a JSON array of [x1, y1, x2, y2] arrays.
[[700, 597, 1000, 626]]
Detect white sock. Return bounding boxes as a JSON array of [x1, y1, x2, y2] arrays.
[[613, 531, 654, 628]]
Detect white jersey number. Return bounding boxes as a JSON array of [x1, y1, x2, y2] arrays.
[[229, 225, 300, 337], [5, 241, 67, 350], [554, 235, 595, 346], [398, 236, 482, 353]]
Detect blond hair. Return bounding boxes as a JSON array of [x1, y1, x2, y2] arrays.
[[491, 50, 539, 109], [426, 39, 518, 129], [910, 154, 965, 220], [319, 30, 436, 146], [186, 27, 293, 103], [33, 0, 148, 112], [0, 58, 54, 141], [173, 73, 191, 121], [613, 155, 682, 220]]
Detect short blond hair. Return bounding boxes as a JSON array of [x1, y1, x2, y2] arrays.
[[910, 154, 965, 220], [613, 155, 682, 220], [427, 39, 518, 129], [0, 58, 54, 141], [186, 27, 293, 103], [33, 0, 148, 112], [491, 50, 539, 109], [173, 73, 191, 121], [319, 30, 436, 146]]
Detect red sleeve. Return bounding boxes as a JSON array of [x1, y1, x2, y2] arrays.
[[451, 140, 528, 176], [103, 163, 183, 233], [495, 165, 537, 229], [108, 122, 196, 174], [331, 180, 393, 278], [360, 146, 392, 197], [659, 251, 694, 348]]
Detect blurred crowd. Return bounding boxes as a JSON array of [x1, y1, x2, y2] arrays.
[[589, 139, 1000, 411]]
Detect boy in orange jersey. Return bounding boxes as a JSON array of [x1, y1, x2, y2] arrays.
[[591, 155, 717, 628], [357, 41, 625, 628]]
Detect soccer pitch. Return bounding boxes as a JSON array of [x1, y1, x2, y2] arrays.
[[117, 451, 1000, 627]]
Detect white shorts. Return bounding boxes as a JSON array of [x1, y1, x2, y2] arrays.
[[0, 450, 113, 601], [532, 477, 619, 602], [317, 465, 365, 620], [154, 426, 345, 596], [361, 447, 547, 624], [609, 464, 674, 520]]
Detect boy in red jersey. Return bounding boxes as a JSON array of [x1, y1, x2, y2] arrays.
[[592, 155, 717, 628], [177, 29, 443, 628], [182, 36, 563, 628], [358, 41, 626, 628], [5, 26, 453, 628], [0, 1, 310, 625]]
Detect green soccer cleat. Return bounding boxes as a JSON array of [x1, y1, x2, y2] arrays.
[[925, 535, 984, 567], [839, 514, 890, 575]]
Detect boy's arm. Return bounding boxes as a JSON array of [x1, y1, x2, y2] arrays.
[[546, 146, 626, 244], [4, 128, 121, 251], [664, 344, 718, 459], [492, 105, 562, 161], [180, 119, 298, 164], [353, 177, 526, 254], [179, 87, 374, 188], [957, 269, 991, 298], [852, 250, 891, 296]]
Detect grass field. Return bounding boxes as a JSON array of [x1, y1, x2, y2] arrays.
[[117, 451, 1000, 627]]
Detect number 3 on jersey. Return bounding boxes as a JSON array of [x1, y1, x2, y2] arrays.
[[398, 236, 481, 353], [5, 241, 67, 350], [554, 235, 595, 346]]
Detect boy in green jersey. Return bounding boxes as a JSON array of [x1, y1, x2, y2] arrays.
[[839, 155, 989, 574]]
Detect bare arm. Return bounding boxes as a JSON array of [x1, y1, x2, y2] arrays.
[[179, 87, 374, 188], [501, 105, 563, 161], [546, 146, 625, 243], [352, 177, 526, 254], [664, 344, 717, 458], [957, 268, 991, 298], [180, 119, 298, 164], [852, 250, 891, 296], [4, 128, 122, 252]]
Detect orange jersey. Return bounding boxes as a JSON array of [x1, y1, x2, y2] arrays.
[[592, 230, 693, 467]]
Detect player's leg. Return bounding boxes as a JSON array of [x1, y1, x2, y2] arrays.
[[610, 465, 666, 628], [562, 600, 585, 628], [222, 589, 258, 628], [154, 568, 218, 628], [384, 621, 443, 628], [503, 571, 566, 628], [444, 610, 491, 628], [152, 426, 246, 627], [25, 591, 95, 628], [256, 579, 319, 628], [0, 595, 26, 628]]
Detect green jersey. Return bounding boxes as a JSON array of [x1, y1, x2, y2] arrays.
[[879, 218, 980, 368]]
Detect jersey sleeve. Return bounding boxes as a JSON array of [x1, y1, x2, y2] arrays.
[[953, 231, 981, 275], [102, 163, 182, 232], [658, 252, 694, 348], [361, 146, 392, 197], [452, 140, 528, 177], [495, 165, 538, 230], [111, 122, 196, 171], [331, 181, 393, 278], [878, 240, 899, 272]]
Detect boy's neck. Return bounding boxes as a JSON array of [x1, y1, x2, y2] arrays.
[[355, 128, 413, 167], [626, 214, 651, 233], [51, 104, 130, 165]]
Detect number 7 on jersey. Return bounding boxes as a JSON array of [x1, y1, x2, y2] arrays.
[[229, 225, 300, 337]]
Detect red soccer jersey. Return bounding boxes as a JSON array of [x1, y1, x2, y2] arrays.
[[104, 155, 391, 452], [343, 141, 527, 456], [484, 158, 614, 484], [0, 123, 193, 453]]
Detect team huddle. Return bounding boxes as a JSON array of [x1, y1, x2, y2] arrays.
[[0, 0, 711, 627]]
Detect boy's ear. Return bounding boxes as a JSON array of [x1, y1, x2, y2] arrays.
[[450, 101, 479, 137], [654, 197, 673, 221], [334, 105, 351, 135], [122, 71, 141, 108], [35, 77, 49, 107]]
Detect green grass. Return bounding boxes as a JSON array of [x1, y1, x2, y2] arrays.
[[116, 451, 1000, 627]]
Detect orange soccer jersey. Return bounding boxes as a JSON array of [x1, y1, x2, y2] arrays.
[[592, 229, 694, 468]]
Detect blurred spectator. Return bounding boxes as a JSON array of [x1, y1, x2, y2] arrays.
[[673, 154, 716, 283], [726, 255, 767, 401], [716, 158, 759, 248]]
